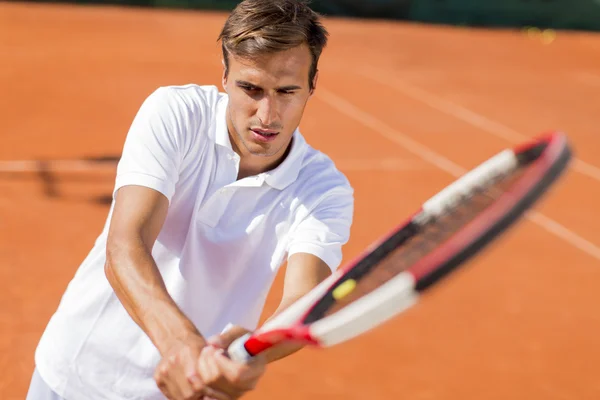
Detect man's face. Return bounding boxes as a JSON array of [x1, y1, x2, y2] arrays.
[[223, 44, 316, 159]]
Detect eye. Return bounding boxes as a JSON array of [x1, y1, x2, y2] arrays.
[[278, 89, 296, 96], [238, 83, 261, 94]]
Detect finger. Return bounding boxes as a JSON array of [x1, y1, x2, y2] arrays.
[[169, 354, 199, 400], [208, 326, 250, 349], [212, 349, 251, 382], [206, 335, 224, 348], [217, 349, 266, 385], [199, 347, 244, 398], [198, 347, 220, 381], [213, 348, 242, 373], [202, 386, 234, 400], [183, 351, 204, 392], [155, 362, 181, 400], [197, 351, 236, 400]]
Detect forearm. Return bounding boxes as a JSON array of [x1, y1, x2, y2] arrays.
[[105, 237, 202, 355]]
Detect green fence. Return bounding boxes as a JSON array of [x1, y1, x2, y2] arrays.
[[146, 0, 600, 30], [145, 0, 412, 19], [409, 0, 600, 31], [17, 0, 600, 31]]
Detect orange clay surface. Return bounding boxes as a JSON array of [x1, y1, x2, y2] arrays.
[[1, 2, 600, 399]]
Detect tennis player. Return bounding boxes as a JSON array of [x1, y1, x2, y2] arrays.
[[27, 0, 354, 399]]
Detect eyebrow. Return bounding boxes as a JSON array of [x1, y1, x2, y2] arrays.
[[235, 80, 302, 91]]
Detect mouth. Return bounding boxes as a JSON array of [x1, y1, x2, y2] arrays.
[[250, 128, 279, 142]]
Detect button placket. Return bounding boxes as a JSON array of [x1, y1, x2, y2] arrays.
[[197, 186, 236, 227], [196, 150, 239, 227]]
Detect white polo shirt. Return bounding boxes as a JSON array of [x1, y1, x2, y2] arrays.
[[34, 84, 354, 400]]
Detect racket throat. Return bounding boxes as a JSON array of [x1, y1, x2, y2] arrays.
[[229, 327, 318, 362]]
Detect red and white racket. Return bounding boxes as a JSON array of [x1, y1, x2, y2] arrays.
[[228, 131, 572, 363]]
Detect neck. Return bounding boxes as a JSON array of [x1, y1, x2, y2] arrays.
[[228, 132, 293, 180]]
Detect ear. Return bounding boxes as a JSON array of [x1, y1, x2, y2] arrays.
[[309, 70, 319, 97], [221, 59, 228, 92]]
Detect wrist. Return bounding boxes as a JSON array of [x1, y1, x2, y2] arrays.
[[142, 303, 205, 355]]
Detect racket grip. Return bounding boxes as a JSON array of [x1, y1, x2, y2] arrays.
[[227, 333, 254, 363]]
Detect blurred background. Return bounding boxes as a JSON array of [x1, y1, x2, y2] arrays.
[[10, 0, 600, 30], [1, 0, 600, 399]]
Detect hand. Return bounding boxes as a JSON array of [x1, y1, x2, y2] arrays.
[[197, 346, 267, 399], [154, 333, 232, 400], [196, 329, 267, 399]]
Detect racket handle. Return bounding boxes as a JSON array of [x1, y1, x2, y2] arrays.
[[227, 333, 254, 363]]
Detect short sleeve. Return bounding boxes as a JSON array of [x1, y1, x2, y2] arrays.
[[286, 188, 355, 272], [114, 87, 188, 202]]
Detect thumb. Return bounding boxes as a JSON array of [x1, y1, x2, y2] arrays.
[[207, 325, 251, 349]]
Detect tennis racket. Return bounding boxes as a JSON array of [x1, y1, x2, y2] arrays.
[[228, 131, 572, 363]]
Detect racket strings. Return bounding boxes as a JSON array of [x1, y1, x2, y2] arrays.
[[320, 165, 527, 318]]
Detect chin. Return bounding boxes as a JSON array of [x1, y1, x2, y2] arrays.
[[246, 142, 280, 157], [235, 127, 289, 158]]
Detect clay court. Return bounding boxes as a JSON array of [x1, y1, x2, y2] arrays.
[[1, 1, 600, 399]]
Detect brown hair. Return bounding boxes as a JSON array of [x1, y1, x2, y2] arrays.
[[218, 0, 329, 90]]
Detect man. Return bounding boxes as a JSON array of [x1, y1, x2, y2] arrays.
[[27, 0, 354, 399]]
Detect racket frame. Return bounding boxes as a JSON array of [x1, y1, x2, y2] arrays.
[[228, 132, 571, 363]]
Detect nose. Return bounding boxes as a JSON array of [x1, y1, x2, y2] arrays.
[[256, 96, 277, 127]]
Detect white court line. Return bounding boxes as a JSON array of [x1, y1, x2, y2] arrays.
[[358, 67, 600, 184], [317, 87, 600, 261]]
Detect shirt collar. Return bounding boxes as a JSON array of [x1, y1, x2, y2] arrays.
[[215, 94, 232, 148], [215, 93, 307, 191]]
